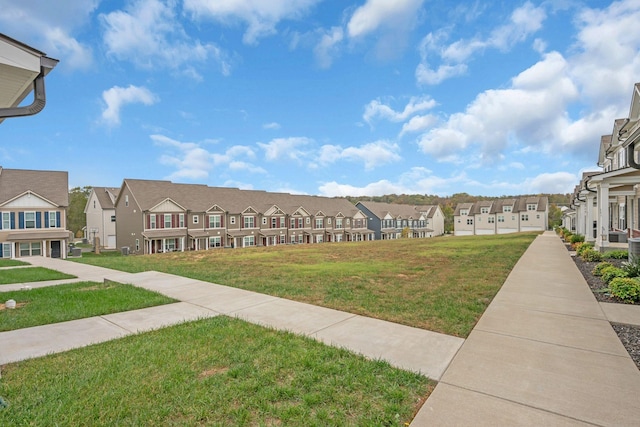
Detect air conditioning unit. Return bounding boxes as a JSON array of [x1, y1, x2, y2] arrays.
[[628, 238, 640, 261], [121, 246, 129, 256]]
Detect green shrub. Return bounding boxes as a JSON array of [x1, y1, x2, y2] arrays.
[[569, 234, 585, 244], [622, 257, 640, 277], [609, 277, 640, 302], [592, 262, 613, 276], [600, 266, 628, 284], [581, 248, 603, 262], [576, 242, 594, 257], [606, 250, 629, 260]]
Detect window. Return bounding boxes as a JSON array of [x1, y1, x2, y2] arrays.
[[244, 216, 255, 228], [290, 219, 296, 229], [298, 218, 304, 228], [327, 218, 332, 225], [290, 235, 296, 244], [165, 239, 176, 252], [193, 215, 199, 224], [346, 218, 350, 225], [336, 218, 343, 229], [306, 217, 310, 224], [503, 206, 512, 213], [19, 242, 41, 256], [315, 218, 324, 228], [48, 211, 57, 228], [498, 215, 505, 223], [25, 212, 36, 229], [135, 239, 140, 252], [209, 236, 222, 248], [315, 235, 323, 243], [280, 235, 286, 244], [1, 212, 9, 229], [480, 207, 489, 214], [271, 217, 278, 228], [536, 214, 540, 220], [460, 209, 468, 216], [150, 215, 156, 229], [209, 215, 221, 228], [527, 204, 537, 211], [521, 214, 529, 221], [164, 214, 172, 229], [467, 218, 473, 225], [179, 214, 185, 228], [263, 217, 268, 225], [93, 200, 96, 209], [230, 216, 236, 225], [243, 235, 255, 247], [125, 195, 129, 207], [2, 243, 10, 258], [488, 217, 495, 223], [111, 215, 116, 222]]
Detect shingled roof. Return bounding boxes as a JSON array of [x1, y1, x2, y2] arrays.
[[0, 167, 68, 207]]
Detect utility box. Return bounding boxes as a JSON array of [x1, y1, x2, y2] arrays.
[[121, 246, 129, 256]]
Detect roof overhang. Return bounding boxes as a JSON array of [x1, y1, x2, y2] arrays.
[[0, 33, 59, 123], [7, 230, 70, 241]]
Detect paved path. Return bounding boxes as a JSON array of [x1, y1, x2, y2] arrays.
[[0, 256, 464, 381], [3, 232, 640, 425], [411, 231, 640, 426]]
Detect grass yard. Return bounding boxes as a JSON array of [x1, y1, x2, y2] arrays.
[[0, 281, 176, 331], [0, 259, 29, 268], [74, 232, 539, 337], [0, 316, 432, 426], [0, 267, 75, 285]]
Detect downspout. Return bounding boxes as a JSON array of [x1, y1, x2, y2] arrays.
[[0, 68, 47, 118], [627, 143, 640, 169]]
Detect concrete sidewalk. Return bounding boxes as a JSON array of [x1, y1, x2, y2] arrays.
[[0, 255, 464, 381], [412, 231, 640, 426]]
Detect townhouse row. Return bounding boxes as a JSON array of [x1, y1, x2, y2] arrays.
[[564, 83, 640, 252], [452, 196, 549, 236], [0, 168, 446, 259], [89, 179, 445, 255]]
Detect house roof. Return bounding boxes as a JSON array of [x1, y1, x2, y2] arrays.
[[120, 179, 364, 219], [357, 200, 438, 220], [454, 196, 548, 216], [0, 167, 68, 207], [453, 203, 474, 216], [93, 187, 120, 209]]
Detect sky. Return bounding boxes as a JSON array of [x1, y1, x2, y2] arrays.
[[1, 0, 640, 198]]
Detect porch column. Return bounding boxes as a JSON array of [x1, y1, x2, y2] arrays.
[[181, 237, 185, 252], [586, 194, 595, 243], [597, 183, 610, 250]]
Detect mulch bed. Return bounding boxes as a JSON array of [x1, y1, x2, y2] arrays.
[[569, 245, 640, 370]]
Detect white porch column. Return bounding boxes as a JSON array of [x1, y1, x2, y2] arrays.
[[181, 237, 185, 252], [586, 194, 595, 243], [597, 183, 610, 250]]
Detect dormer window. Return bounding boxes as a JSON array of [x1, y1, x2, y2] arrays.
[[527, 204, 537, 211], [480, 207, 489, 214], [503, 206, 512, 213], [460, 209, 468, 216]]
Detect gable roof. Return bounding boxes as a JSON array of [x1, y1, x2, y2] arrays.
[[92, 187, 119, 209], [357, 200, 438, 220], [0, 167, 68, 207]]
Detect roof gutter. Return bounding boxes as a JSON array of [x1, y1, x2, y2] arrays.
[[0, 67, 47, 119], [627, 142, 640, 170]]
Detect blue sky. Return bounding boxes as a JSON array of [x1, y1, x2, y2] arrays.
[[1, 0, 639, 197]]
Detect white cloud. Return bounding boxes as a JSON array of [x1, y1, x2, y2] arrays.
[[347, 0, 424, 38], [417, 51, 580, 163], [416, 2, 546, 85], [314, 26, 344, 69], [400, 114, 437, 136], [263, 122, 281, 130], [183, 0, 321, 45], [363, 96, 436, 125], [317, 140, 401, 170], [258, 137, 313, 162], [101, 0, 230, 77], [524, 172, 578, 194], [101, 85, 158, 126], [0, 1, 97, 70]]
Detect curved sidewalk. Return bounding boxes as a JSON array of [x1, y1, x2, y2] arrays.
[[412, 231, 640, 426], [0, 256, 463, 382]]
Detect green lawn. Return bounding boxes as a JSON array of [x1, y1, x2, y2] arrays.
[[74, 233, 539, 337], [0, 267, 76, 285], [0, 259, 29, 268], [0, 281, 176, 331], [0, 317, 432, 426]]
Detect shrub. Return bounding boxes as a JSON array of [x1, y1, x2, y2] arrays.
[[622, 257, 640, 277], [606, 250, 629, 260], [592, 262, 613, 277], [609, 277, 640, 302], [569, 234, 585, 244], [600, 266, 627, 284], [576, 242, 594, 257], [581, 248, 603, 262]]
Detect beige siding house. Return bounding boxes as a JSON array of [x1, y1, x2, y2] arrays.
[[0, 168, 70, 259], [454, 197, 548, 236], [84, 187, 119, 249]]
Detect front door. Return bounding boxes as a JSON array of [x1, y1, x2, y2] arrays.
[[51, 240, 61, 258]]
